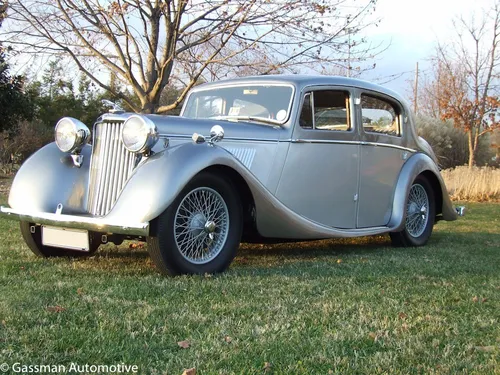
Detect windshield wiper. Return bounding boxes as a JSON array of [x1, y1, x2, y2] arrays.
[[212, 115, 282, 126]]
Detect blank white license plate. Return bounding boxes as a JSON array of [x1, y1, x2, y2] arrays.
[[42, 226, 90, 251]]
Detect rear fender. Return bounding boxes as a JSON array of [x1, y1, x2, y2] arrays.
[[388, 153, 457, 231]]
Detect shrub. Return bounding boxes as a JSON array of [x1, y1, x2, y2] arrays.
[[415, 116, 494, 169], [0, 120, 52, 173]]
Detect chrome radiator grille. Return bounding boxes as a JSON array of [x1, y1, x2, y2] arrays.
[[87, 121, 137, 216]]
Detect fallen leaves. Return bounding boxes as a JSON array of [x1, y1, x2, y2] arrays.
[[263, 362, 272, 372], [474, 345, 497, 352], [472, 296, 488, 303], [368, 331, 389, 342], [46, 305, 65, 313], [181, 368, 196, 375], [398, 312, 408, 320], [224, 335, 232, 344], [177, 340, 190, 349]]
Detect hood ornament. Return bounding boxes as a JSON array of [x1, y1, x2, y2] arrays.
[[102, 99, 124, 114]]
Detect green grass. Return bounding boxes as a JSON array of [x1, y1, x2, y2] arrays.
[[0, 198, 499, 374]]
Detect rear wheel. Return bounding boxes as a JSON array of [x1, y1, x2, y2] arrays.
[[20, 222, 100, 257], [390, 176, 435, 247], [147, 173, 242, 276]]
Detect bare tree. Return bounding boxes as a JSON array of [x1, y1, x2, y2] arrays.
[[2, 0, 380, 114], [417, 3, 500, 167], [0, 3, 5, 21]]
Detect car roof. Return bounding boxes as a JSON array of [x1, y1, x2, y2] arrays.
[[192, 74, 408, 106]]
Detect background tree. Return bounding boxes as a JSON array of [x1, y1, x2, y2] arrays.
[[415, 115, 494, 169], [26, 60, 114, 128], [0, 2, 34, 132], [415, 3, 500, 167], [0, 2, 6, 26], [2, 0, 380, 114]]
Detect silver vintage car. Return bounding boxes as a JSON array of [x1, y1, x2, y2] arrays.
[[0, 75, 462, 275]]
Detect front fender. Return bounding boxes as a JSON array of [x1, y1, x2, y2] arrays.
[[106, 142, 249, 223], [388, 152, 458, 231], [9, 143, 91, 215]]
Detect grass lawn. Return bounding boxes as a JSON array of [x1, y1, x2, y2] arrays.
[[0, 193, 499, 374]]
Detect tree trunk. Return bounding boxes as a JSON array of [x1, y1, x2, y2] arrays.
[[468, 130, 475, 168], [141, 102, 157, 114]]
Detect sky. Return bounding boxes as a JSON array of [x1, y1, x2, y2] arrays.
[[5, 0, 495, 103], [362, 0, 495, 101]]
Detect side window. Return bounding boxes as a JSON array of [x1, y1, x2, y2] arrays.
[[299, 93, 313, 128], [299, 90, 351, 131], [361, 95, 401, 136], [314, 91, 350, 131]]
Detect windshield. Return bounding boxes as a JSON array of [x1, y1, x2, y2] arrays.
[[182, 84, 294, 125]]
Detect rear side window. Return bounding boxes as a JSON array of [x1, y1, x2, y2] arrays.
[[299, 90, 351, 131], [361, 95, 401, 137]]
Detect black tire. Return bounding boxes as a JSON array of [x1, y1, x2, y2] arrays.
[[390, 176, 435, 247], [147, 173, 242, 276], [20, 222, 100, 257]]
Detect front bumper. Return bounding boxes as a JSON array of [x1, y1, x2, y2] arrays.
[[0, 206, 149, 236]]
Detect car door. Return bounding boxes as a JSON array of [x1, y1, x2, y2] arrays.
[[356, 91, 407, 228], [276, 88, 360, 229]]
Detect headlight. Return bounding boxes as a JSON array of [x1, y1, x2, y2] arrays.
[[122, 115, 158, 153], [55, 118, 90, 153]]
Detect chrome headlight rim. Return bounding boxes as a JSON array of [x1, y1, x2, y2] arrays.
[[121, 115, 159, 154], [54, 117, 91, 153]]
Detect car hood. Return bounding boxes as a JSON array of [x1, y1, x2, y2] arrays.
[[144, 114, 282, 141]]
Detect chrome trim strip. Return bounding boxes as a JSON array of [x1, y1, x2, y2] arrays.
[[158, 134, 279, 143], [290, 138, 416, 152], [362, 141, 416, 153], [159, 134, 417, 152], [0, 206, 149, 236], [291, 139, 360, 145]]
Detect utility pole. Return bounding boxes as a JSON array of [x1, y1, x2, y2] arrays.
[[413, 62, 419, 114], [347, 29, 351, 78]]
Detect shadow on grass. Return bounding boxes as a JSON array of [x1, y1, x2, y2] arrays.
[[31, 230, 499, 279], [238, 235, 392, 258], [64, 235, 398, 278], [89, 235, 392, 262]]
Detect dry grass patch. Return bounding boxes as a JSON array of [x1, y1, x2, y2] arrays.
[[442, 166, 500, 201]]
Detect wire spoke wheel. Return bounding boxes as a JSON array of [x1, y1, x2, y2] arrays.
[[405, 183, 429, 238], [390, 176, 435, 248], [173, 187, 230, 264]]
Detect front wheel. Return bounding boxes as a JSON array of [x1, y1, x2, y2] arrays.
[[147, 173, 243, 276], [390, 176, 435, 247]]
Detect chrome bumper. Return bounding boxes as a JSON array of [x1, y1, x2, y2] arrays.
[[0, 206, 149, 236], [455, 206, 466, 217]]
